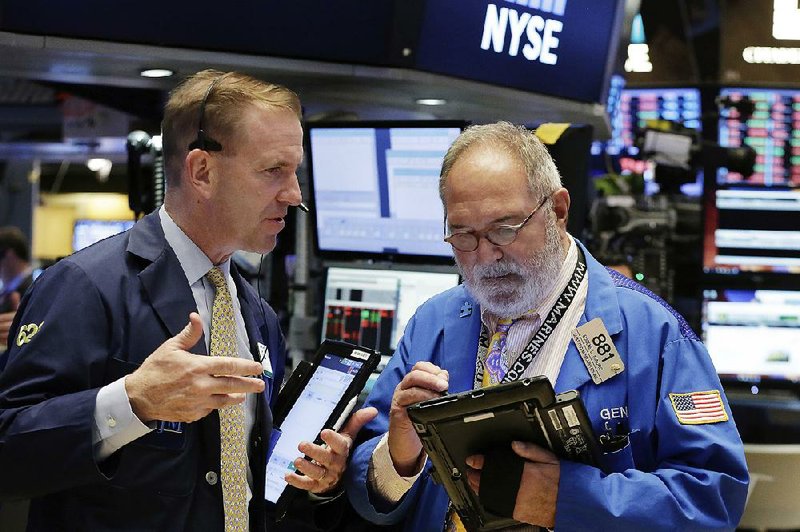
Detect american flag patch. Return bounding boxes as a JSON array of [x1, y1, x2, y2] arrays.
[[669, 390, 729, 425]]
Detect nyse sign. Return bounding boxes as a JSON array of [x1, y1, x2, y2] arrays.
[[480, 4, 564, 65], [414, 0, 623, 103]]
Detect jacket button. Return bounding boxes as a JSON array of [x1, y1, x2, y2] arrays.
[[205, 471, 218, 485]]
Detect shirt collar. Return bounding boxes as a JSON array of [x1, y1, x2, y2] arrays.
[[159, 206, 230, 285], [480, 237, 577, 329]]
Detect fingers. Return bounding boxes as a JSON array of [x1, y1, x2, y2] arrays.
[[393, 364, 448, 407], [286, 452, 337, 494], [511, 441, 559, 464], [298, 435, 343, 472], [0, 311, 15, 344], [338, 406, 378, 442], [205, 356, 264, 379], [8, 291, 20, 310], [465, 468, 480, 493], [401, 362, 449, 391], [172, 312, 204, 351], [465, 454, 485, 470]]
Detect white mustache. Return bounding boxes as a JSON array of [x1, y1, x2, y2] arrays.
[[473, 261, 525, 280]]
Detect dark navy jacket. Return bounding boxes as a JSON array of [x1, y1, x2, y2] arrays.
[[0, 211, 286, 531]]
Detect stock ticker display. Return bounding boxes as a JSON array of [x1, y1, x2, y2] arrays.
[[703, 88, 800, 275], [718, 88, 800, 186], [321, 267, 460, 357], [595, 86, 702, 159]]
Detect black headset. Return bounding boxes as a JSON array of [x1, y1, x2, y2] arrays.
[[187, 77, 224, 152]]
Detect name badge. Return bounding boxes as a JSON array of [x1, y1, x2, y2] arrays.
[[258, 342, 273, 378], [571, 318, 624, 384]]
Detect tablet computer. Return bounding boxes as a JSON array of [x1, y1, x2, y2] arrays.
[[265, 339, 380, 512], [407, 377, 601, 531]]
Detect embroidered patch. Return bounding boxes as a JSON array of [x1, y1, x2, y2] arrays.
[[669, 390, 728, 425]]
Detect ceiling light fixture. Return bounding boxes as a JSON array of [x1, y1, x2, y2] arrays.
[[140, 68, 175, 78], [87, 158, 113, 182], [416, 98, 447, 106]]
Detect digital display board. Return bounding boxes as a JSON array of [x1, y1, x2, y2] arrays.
[[591, 86, 702, 194], [414, 0, 625, 103], [718, 88, 800, 187], [613, 87, 701, 156], [703, 87, 800, 275], [702, 287, 800, 385], [0, 0, 397, 66], [307, 121, 465, 263], [321, 266, 460, 357]]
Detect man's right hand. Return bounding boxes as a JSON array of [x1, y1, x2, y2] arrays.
[[388, 361, 448, 476], [125, 312, 265, 423]]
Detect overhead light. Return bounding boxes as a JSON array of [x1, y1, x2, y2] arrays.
[[87, 158, 113, 182], [416, 98, 447, 106], [140, 68, 175, 78]]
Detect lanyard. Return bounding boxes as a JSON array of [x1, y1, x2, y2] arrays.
[[475, 246, 587, 386]]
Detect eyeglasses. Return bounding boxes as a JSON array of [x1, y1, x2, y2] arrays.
[[444, 196, 549, 252], [187, 77, 224, 152]]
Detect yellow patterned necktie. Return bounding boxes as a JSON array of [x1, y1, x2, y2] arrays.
[[206, 266, 248, 532]]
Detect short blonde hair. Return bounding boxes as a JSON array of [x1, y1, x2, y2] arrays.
[[439, 121, 562, 214], [162, 69, 301, 186]]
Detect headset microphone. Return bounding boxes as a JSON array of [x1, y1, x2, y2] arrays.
[[297, 202, 310, 213]]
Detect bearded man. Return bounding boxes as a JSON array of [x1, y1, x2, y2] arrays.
[[344, 122, 748, 531]]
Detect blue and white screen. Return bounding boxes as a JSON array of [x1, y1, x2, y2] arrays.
[[702, 288, 800, 382], [265, 354, 363, 503], [72, 219, 134, 252], [309, 126, 462, 258]]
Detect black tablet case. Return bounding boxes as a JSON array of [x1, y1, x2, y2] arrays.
[[407, 377, 602, 531]]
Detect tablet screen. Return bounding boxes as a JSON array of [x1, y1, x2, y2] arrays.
[[265, 354, 364, 502]]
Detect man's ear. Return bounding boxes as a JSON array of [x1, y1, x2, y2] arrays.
[[184, 149, 214, 198], [552, 187, 570, 228]]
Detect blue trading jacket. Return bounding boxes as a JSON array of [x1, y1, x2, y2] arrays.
[[346, 242, 748, 531]]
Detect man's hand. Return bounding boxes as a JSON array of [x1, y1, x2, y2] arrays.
[[125, 312, 265, 423], [0, 291, 20, 347], [388, 361, 449, 476], [286, 406, 378, 494], [465, 441, 560, 528]]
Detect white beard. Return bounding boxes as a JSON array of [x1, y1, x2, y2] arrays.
[[458, 217, 565, 318]]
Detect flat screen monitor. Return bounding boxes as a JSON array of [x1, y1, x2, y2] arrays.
[[717, 88, 800, 187], [703, 88, 800, 274], [320, 266, 460, 361], [591, 86, 702, 195], [702, 287, 800, 389], [307, 121, 466, 263], [72, 219, 135, 252]]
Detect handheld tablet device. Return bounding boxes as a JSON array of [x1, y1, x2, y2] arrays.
[[265, 340, 380, 513], [407, 377, 601, 531]]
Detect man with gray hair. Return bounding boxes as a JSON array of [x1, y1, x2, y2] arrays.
[[345, 122, 748, 530]]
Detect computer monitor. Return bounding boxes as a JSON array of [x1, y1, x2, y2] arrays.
[[701, 287, 800, 390], [72, 219, 135, 252], [717, 87, 800, 186], [320, 265, 460, 361], [703, 87, 800, 274], [306, 121, 466, 263], [591, 86, 702, 195]]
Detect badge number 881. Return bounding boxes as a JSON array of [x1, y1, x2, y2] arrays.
[[591, 333, 614, 362]]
